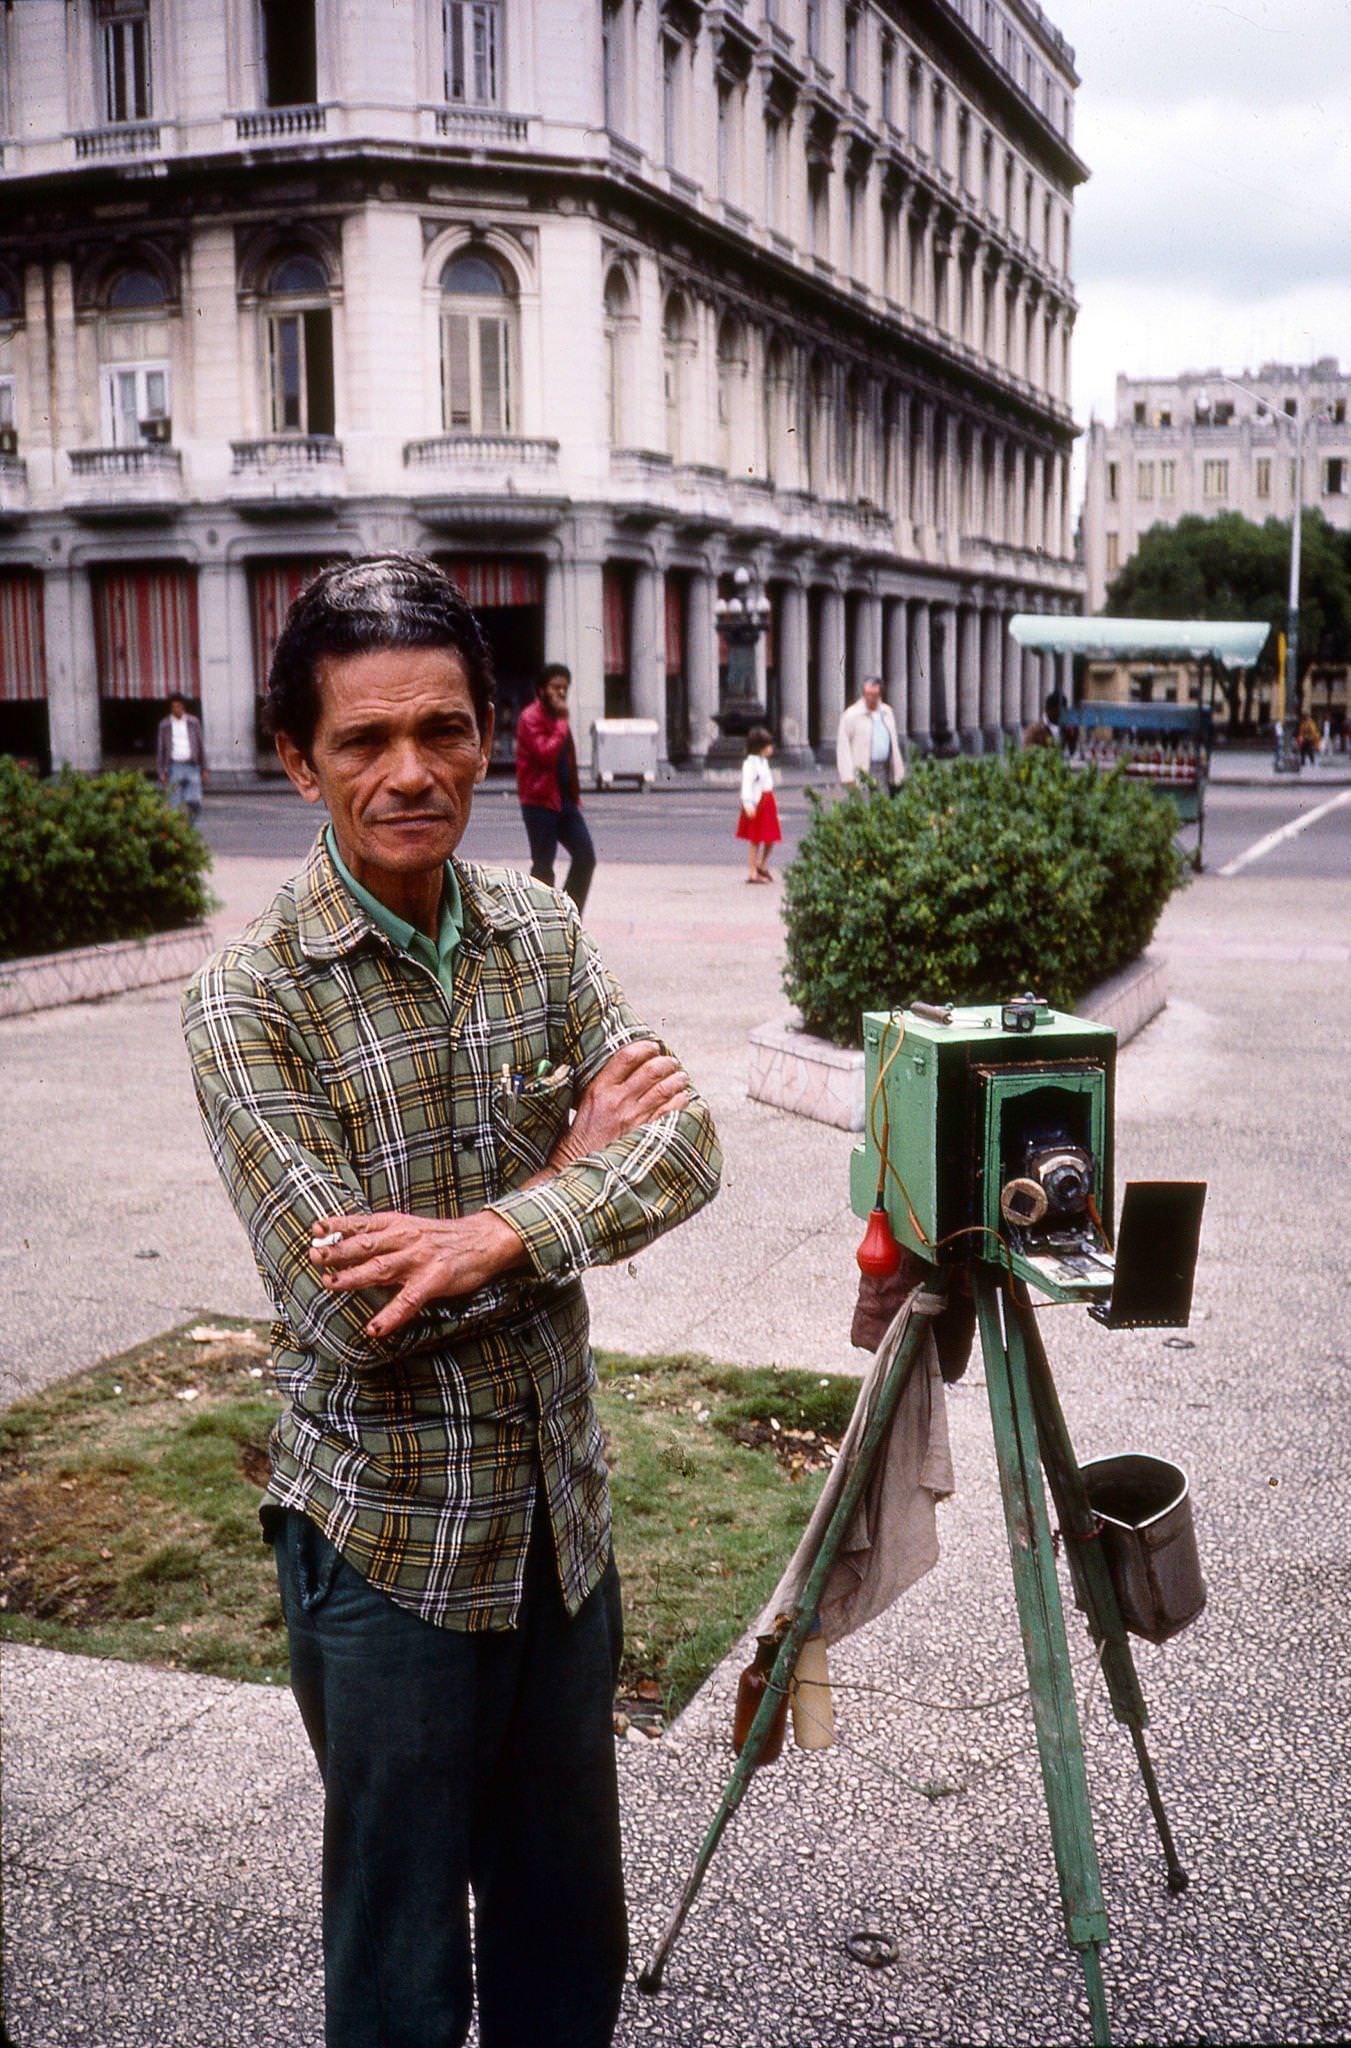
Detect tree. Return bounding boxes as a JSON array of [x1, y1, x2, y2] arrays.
[[1105, 511, 1351, 731]]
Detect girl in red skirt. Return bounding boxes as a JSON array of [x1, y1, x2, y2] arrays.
[[736, 726, 782, 883]]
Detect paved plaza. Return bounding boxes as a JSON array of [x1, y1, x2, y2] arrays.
[[2, 823, 1350, 2046]]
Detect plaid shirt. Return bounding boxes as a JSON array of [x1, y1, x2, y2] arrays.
[[183, 834, 721, 1629]]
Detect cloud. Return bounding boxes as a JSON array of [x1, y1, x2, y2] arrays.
[[1073, 100, 1351, 294], [1056, 0, 1351, 110]]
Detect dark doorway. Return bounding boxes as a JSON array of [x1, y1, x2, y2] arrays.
[[0, 700, 51, 776], [807, 586, 825, 751], [665, 571, 690, 764], [475, 603, 545, 767], [100, 695, 191, 775], [262, 0, 317, 105]]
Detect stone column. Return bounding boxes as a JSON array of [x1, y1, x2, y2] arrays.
[[883, 597, 908, 739], [931, 601, 957, 743], [857, 592, 883, 683], [776, 581, 810, 763], [956, 604, 981, 751], [1001, 611, 1022, 735], [43, 563, 101, 770], [1021, 639, 1042, 726], [200, 559, 258, 785], [565, 557, 606, 746], [979, 608, 1004, 750], [685, 568, 718, 766], [629, 562, 666, 751], [907, 598, 930, 747], [818, 585, 847, 753], [543, 555, 567, 667]]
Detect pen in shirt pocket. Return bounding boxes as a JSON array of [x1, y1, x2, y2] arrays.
[[497, 1060, 572, 1100]]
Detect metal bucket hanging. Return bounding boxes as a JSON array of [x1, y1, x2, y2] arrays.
[[1078, 1454, 1206, 1645]]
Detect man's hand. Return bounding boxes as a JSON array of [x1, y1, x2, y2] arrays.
[[549, 1039, 690, 1173], [310, 1208, 527, 1340]]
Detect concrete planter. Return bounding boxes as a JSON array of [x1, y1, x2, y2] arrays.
[[747, 953, 1168, 1132], [0, 924, 216, 1022]]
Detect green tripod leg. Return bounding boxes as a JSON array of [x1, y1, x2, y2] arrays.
[[637, 1279, 948, 1996], [973, 1269, 1113, 2048], [1010, 1285, 1190, 1894]]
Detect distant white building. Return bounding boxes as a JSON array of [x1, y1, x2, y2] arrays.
[[1083, 359, 1351, 613], [0, 0, 1087, 780]]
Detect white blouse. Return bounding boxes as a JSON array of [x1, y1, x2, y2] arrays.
[[740, 753, 774, 815]]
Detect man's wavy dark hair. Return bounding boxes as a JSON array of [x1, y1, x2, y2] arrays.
[[263, 554, 495, 756]]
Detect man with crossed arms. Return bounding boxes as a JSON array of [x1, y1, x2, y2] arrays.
[[184, 555, 721, 2048]]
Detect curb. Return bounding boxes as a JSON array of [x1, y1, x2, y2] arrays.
[[0, 925, 216, 1022], [747, 954, 1168, 1133]]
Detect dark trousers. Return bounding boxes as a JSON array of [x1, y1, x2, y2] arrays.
[[274, 1507, 628, 2048], [520, 802, 596, 914]]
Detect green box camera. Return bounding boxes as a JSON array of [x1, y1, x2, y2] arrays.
[[850, 998, 1118, 1305], [850, 997, 1205, 1321]]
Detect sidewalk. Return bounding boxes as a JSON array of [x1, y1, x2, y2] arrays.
[[4, 857, 1350, 2047]]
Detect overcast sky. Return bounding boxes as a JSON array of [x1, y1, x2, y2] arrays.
[[1052, 0, 1351, 432]]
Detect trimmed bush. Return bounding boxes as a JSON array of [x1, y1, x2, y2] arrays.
[[782, 749, 1185, 1047], [0, 757, 215, 963]]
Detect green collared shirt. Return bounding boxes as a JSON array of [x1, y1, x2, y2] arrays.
[[183, 833, 722, 1630], [323, 824, 462, 1001]]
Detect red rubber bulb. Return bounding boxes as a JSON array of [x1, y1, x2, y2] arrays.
[[857, 1203, 903, 1279]]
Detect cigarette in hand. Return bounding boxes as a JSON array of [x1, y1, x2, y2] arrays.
[[314, 1230, 344, 1248]]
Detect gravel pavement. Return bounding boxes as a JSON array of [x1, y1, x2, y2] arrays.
[[3, 847, 1349, 2047]]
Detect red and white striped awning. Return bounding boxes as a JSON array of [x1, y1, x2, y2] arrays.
[[441, 558, 543, 609], [93, 566, 200, 701], [250, 560, 324, 696], [0, 572, 46, 702]]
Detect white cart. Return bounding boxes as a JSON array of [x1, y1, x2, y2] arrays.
[[590, 718, 659, 790]]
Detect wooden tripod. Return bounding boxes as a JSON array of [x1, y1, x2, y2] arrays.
[[638, 1268, 1189, 2047]]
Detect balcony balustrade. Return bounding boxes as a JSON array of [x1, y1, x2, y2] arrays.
[[229, 436, 344, 512], [404, 434, 558, 470], [72, 122, 163, 161], [67, 444, 183, 517], [234, 105, 328, 142], [433, 106, 529, 146], [0, 452, 28, 521]]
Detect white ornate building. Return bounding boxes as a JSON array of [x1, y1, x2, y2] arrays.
[[1084, 360, 1351, 613], [0, 0, 1085, 780]]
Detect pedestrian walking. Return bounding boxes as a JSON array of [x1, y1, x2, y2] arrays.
[[736, 725, 782, 884], [515, 661, 596, 913], [156, 694, 207, 824], [836, 676, 905, 791], [183, 555, 721, 2048], [1297, 713, 1320, 767]]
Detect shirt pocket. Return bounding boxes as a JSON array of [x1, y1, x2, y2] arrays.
[[491, 1077, 573, 1185]]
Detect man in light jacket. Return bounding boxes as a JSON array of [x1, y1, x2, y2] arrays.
[[836, 677, 905, 792], [156, 695, 207, 823]]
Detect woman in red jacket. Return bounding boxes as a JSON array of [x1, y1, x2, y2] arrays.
[[514, 663, 597, 913]]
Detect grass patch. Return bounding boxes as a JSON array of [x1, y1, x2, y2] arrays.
[[0, 1323, 856, 1722]]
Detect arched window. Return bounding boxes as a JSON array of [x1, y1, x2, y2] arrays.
[[265, 252, 334, 436], [763, 338, 789, 486], [807, 355, 832, 498], [844, 371, 866, 500], [715, 315, 747, 474], [662, 292, 692, 461], [441, 252, 516, 434], [100, 265, 172, 449], [107, 268, 166, 312], [603, 266, 635, 446]]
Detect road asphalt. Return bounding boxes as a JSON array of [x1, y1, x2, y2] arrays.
[[2, 840, 1349, 2047]]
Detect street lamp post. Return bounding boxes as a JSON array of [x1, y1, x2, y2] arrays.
[[1202, 376, 1331, 731], [709, 564, 772, 766]]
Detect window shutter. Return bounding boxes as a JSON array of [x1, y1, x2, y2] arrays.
[[444, 314, 472, 429], [479, 316, 508, 433], [303, 309, 335, 436]]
